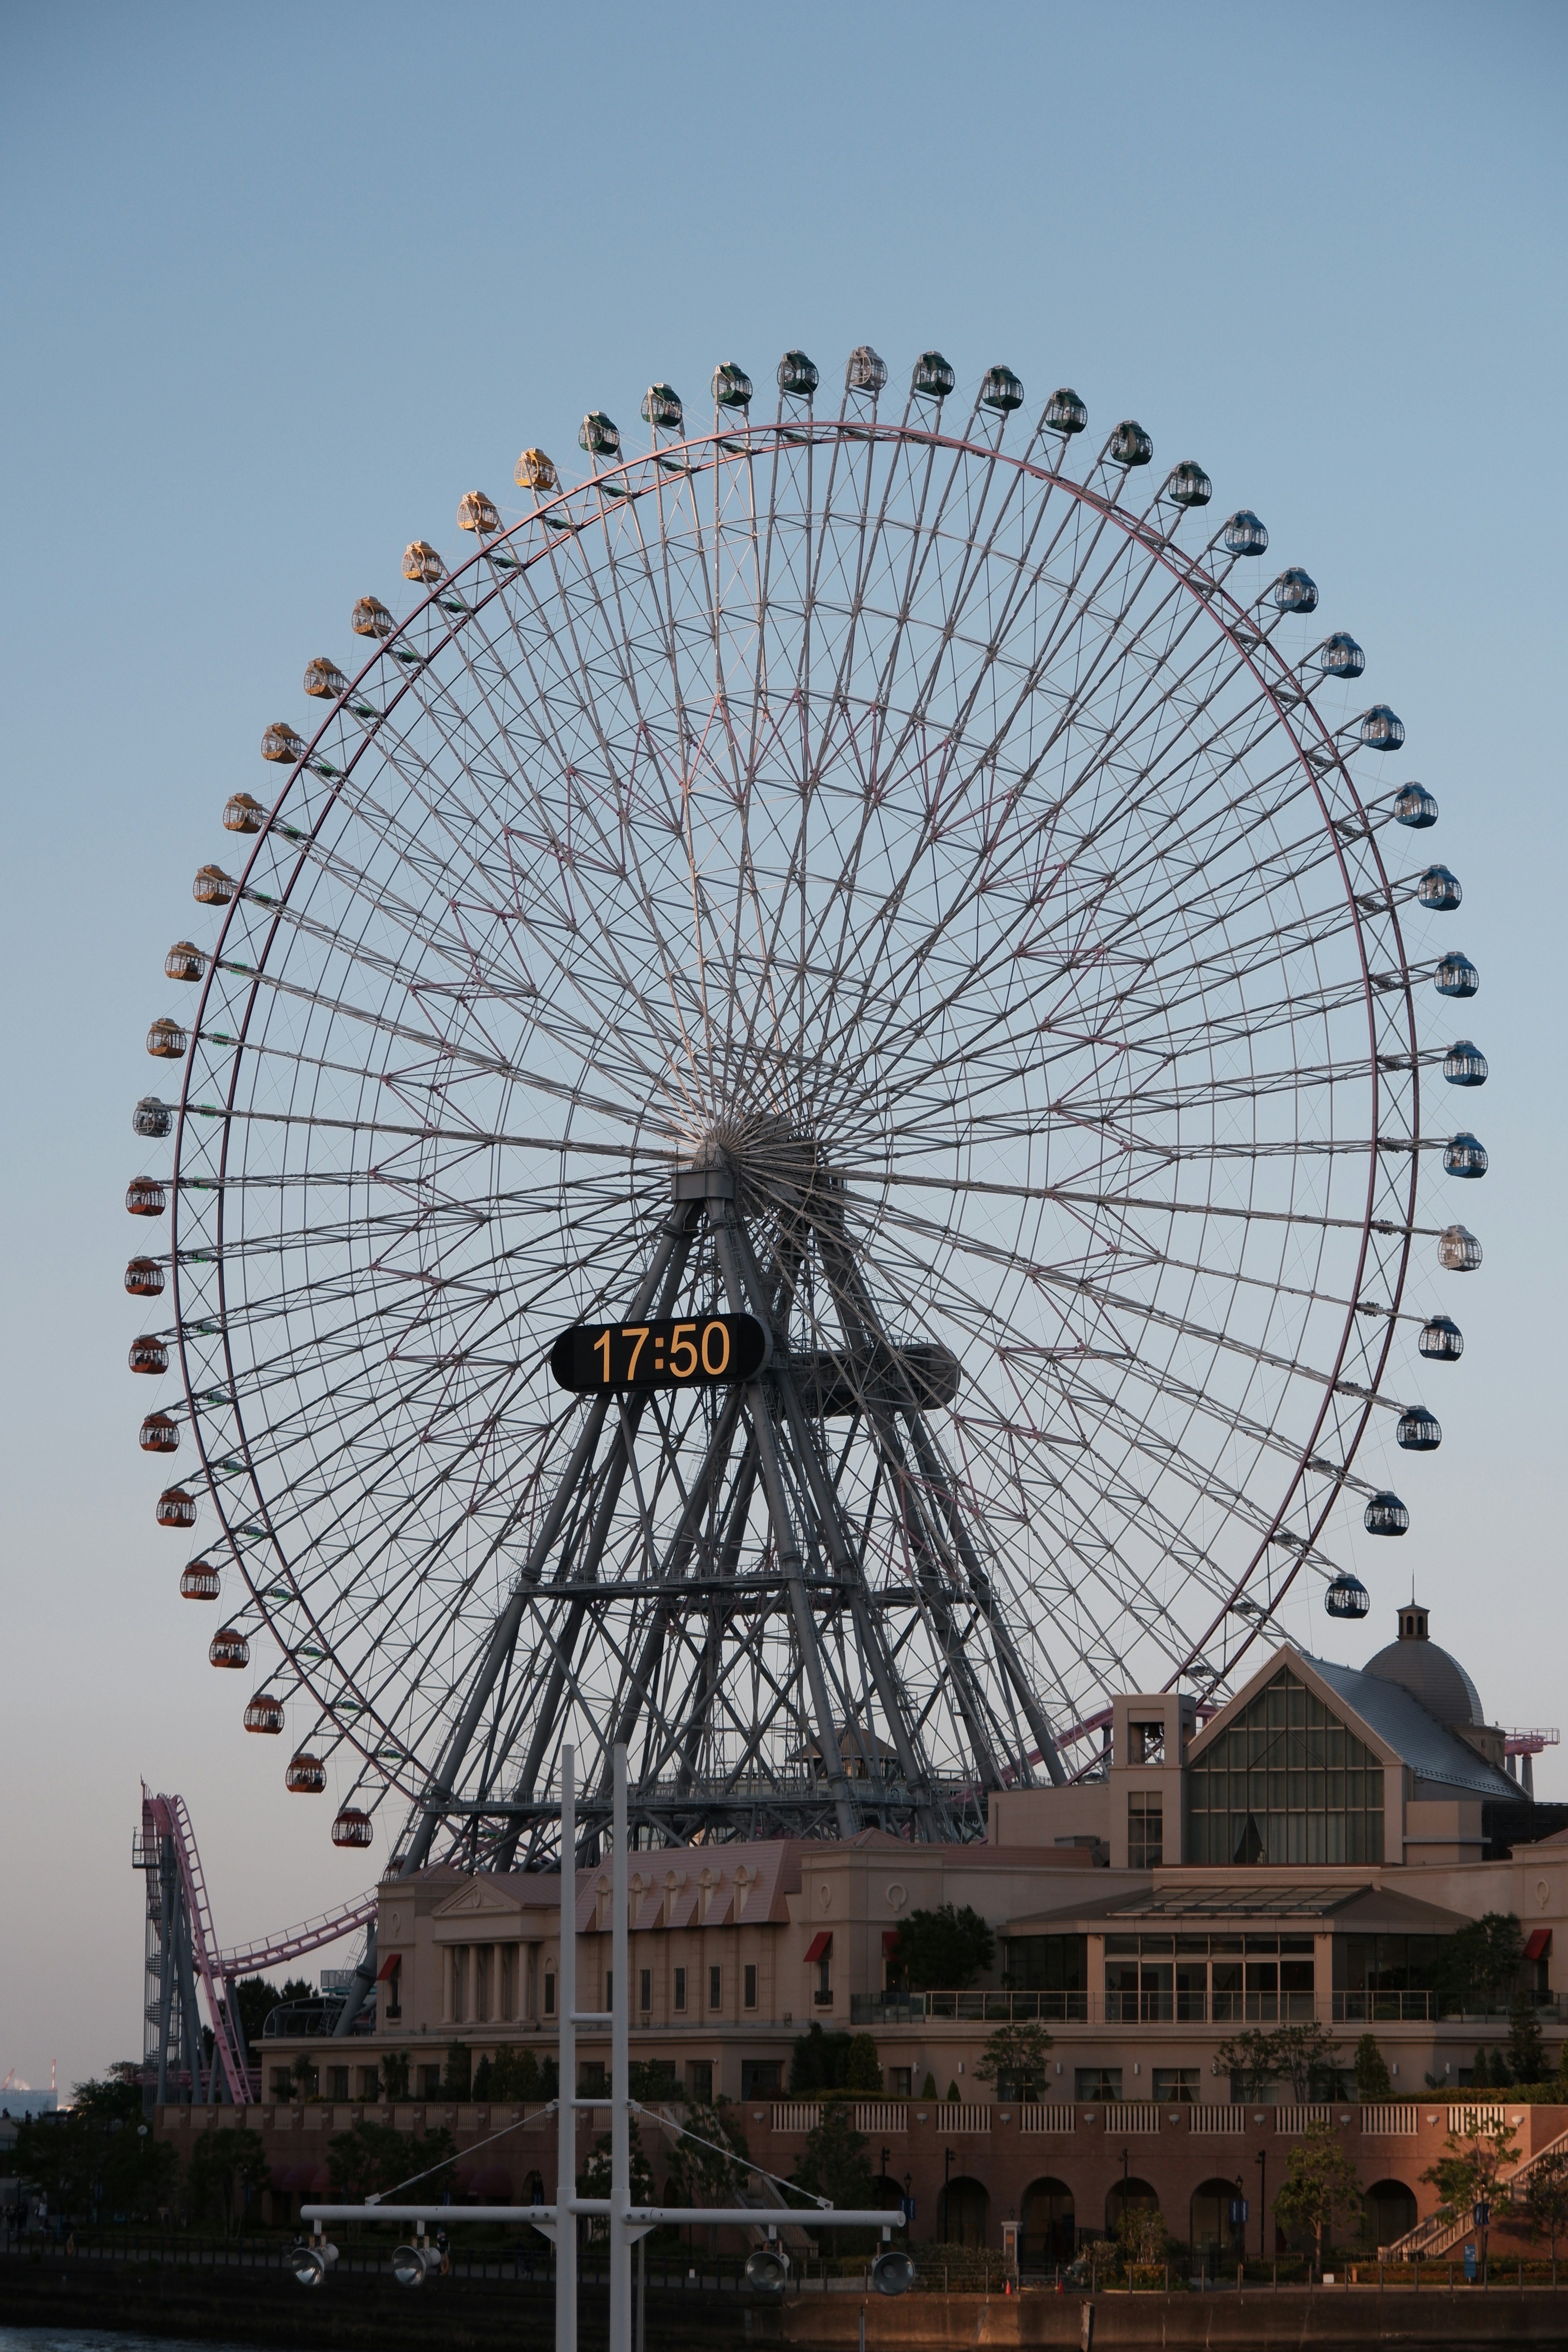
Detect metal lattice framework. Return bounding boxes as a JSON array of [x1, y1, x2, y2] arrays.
[[128, 347, 1479, 1861]]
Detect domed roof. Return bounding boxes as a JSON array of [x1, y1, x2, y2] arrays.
[[1363, 1601, 1483, 1728]]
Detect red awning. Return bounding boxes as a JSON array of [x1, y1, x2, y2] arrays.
[[376, 1952, 401, 1980], [1526, 1929, 1552, 1962], [882, 1930, 900, 1955], [804, 1931, 832, 1963]]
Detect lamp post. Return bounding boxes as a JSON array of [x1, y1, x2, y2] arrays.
[[943, 2147, 954, 2242], [1256, 2148, 1267, 2265]]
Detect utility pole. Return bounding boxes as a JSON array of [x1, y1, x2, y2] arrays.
[[609, 1743, 631, 2352]]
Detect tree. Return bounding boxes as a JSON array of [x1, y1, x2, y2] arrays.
[[793, 2102, 877, 2248], [1422, 2111, 1521, 2270], [844, 2034, 883, 2094], [579, 2117, 655, 2231], [381, 2050, 410, 2100], [662, 2100, 749, 2210], [445, 2040, 472, 2098], [890, 1904, 995, 1991], [920, 2073, 937, 2100], [974, 2021, 1054, 2100], [788, 2023, 854, 2094], [186, 2125, 272, 2234], [327, 2119, 454, 2203], [1438, 1914, 1525, 2013], [228, 1978, 283, 2052], [1269, 2022, 1345, 2102], [1525, 2147, 1568, 2264], [14, 2074, 179, 2227], [1509, 1990, 1547, 2085], [1115, 2199, 1168, 2273], [472, 2054, 494, 2100], [1274, 2120, 1363, 2274], [1215, 2029, 1277, 2101], [1353, 2035, 1392, 2101]]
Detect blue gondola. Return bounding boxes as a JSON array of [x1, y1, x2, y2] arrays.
[[1394, 784, 1438, 829], [1419, 866, 1462, 911], [1320, 633, 1365, 680], [1364, 1492, 1410, 1537], [1434, 951, 1478, 998], [1223, 510, 1269, 556], [1325, 1572, 1370, 1620], [1443, 1132, 1488, 1178], [1360, 705, 1405, 750], [1443, 1040, 1488, 1087], [1272, 568, 1317, 613], [1396, 1405, 1442, 1452], [1418, 1315, 1464, 1362]]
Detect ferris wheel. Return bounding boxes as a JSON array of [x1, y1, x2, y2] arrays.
[[125, 344, 1486, 1860]]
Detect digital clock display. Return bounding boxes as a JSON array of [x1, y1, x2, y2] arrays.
[[549, 1312, 767, 1394]]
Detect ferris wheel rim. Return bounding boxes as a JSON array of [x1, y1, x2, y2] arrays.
[[155, 385, 1434, 1830]]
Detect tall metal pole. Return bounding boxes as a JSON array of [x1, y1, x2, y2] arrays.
[[556, 1747, 577, 2352], [609, 1741, 631, 2352]]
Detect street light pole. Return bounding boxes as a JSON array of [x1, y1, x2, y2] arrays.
[[556, 1748, 577, 2352], [609, 1744, 631, 2352], [944, 2147, 954, 2242], [1256, 2149, 1267, 2265]]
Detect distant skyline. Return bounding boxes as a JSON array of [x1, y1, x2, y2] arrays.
[[1, 0, 1564, 2091]]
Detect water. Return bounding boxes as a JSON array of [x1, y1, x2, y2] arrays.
[[0, 2334, 298, 2352]]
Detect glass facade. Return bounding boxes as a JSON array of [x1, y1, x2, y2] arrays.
[[1186, 1667, 1384, 1865], [1004, 1933, 1088, 1992]]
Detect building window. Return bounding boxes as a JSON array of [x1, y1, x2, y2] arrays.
[[741, 2060, 782, 2098], [1003, 1935, 1087, 2000], [420, 2064, 442, 2097], [674, 1966, 687, 2012], [1075, 2067, 1122, 2102], [270, 2067, 292, 2100], [1185, 1665, 1385, 1866], [1130, 1719, 1165, 1766], [890, 2067, 912, 2098], [709, 1964, 722, 2011], [815, 1958, 832, 2007], [688, 2060, 713, 2103], [1127, 1793, 1163, 1869], [543, 1972, 555, 2016], [640, 1968, 652, 2010], [358, 2065, 380, 2100], [605, 1971, 612, 2012], [744, 1963, 758, 2010], [382, 1963, 401, 2019], [500, 1945, 516, 2021], [1153, 2068, 1200, 2103]]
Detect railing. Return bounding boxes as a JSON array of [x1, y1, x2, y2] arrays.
[[1360, 2104, 1419, 2135], [1018, 2104, 1076, 2134], [1189, 2104, 1247, 2134], [853, 1989, 1568, 2029], [768, 2102, 915, 2134], [1209, 1992, 1317, 2024], [1333, 1991, 1435, 2022], [1274, 2105, 1334, 2134], [850, 1990, 1087, 2025], [1098, 2103, 1161, 2133]]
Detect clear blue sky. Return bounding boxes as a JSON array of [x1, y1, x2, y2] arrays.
[[2, 1, 1563, 2091]]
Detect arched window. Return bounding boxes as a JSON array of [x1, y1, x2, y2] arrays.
[[1362, 2179, 1417, 2247], [939, 2176, 989, 2248], [1022, 2176, 1074, 2264], [1190, 2177, 1247, 2267]]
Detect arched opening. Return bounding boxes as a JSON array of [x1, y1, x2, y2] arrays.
[[1190, 2177, 1246, 2269], [1362, 2179, 1417, 2248], [939, 2175, 989, 2247], [1022, 2176, 1074, 2265], [1105, 2177, 1160, 2239], [871, 2173, 906, 2217]]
